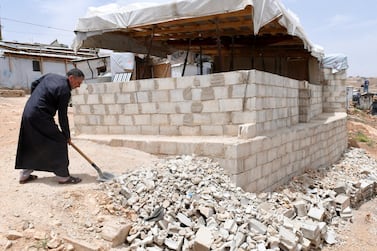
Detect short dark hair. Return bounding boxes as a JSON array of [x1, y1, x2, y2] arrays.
[[67, 68, 85, 78]]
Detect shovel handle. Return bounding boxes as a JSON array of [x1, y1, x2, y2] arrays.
[[69, 141, 95, 165]]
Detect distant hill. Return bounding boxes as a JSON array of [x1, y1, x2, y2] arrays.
[[346, 77, 377, 93]]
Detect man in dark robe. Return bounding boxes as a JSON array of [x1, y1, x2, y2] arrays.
[[15, 68, 85, 184]]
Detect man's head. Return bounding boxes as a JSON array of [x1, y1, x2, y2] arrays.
[[67, 68, 85, 89]]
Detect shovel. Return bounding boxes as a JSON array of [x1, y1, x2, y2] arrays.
[[69, 141, 115, 182]]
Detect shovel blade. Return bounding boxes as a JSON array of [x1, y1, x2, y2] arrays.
[[97, 171, 115, 182]]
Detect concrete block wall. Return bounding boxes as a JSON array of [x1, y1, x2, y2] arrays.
[[322, 69, 346, 112], [72, 70, 300, 137], [299, 81, 323, 123], [72, 68, 348, 192], [224, 112, 347, 192]]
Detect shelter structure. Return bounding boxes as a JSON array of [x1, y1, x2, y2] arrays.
[[71, 0, 347, 192], [73, 0, 323, 83], [0, 41, 96, 90]]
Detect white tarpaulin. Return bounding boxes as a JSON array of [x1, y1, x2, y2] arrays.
[[73, 0, 323, 58], [322, 53, 349, 73]]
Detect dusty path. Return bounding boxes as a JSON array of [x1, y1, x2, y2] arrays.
[[0, 96, 158, 249]]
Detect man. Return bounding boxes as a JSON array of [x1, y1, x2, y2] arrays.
[[363, 78, 369, 93], [15, 68, 85, 184]]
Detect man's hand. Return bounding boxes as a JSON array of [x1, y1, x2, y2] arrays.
[[67, 138, 72, 145]]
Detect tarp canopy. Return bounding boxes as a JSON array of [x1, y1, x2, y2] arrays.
[[322, 53, 349, 73], [73, 0, 323, 59]]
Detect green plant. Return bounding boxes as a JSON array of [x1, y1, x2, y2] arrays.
[[355, 131, 374, 146]]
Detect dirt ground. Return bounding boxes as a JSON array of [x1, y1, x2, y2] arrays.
[[1, 95, 377, 250]]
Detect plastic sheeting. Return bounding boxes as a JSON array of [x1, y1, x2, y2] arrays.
[[322, 53, 349, 73], [72, 0, 323, 59], [110, 52, 135, 76]]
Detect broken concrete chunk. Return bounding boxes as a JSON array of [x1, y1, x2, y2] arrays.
[[307, 207, 325, 221], [193, 227, 213, 251]]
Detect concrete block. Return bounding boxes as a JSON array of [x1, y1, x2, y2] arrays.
[[179, 126, 201, 136], [210, 73, 225, 86], [133, 114, 151, 125], [202, 100, 220, 113], [118, 115, 133, 125], [159, 141, 177, 155], [300, 221, 320, 240], [157, 102, 177, 114], [103, 115, 118, 125], [210, 113, 230, 125], [219, 99, 243, 112], [105, 82, 121, 93], [193, 227, 214, 251], [121, 81, 137, 92], [201, 87, 215, 100], [307, 207, 325, 221], [334, 194, 350, 211], [101, 222, 132, 247], [156, 77, 176, 90], [201, 125, 224, 136], [160, 126, 179, 136], [249, 219, 267, 234], [138, 78, 156, 91], [140, 103, 157, 114], [87, 94, 99, 104], [177, 75, 196, 89], [213, 86, 230, 99], [231, 84, 247, 98], [238, 123, 257, 139], [152, 90, 170, 102], [141, 126, 159, 135], [124, 104, 139, 114], [170, 89, 184, 102], [116, 93, 132, 103], [292, 200, 307, 217], [107, 104, 124, 115], [136, 91, 151, 103]]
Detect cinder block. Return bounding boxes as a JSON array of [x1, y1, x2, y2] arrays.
[[159, 126, 179, 136], [152, 90, 170, 102], [157, 102, 177, 114], [179, 126, 201, 136], [140, 103, 157, 114], [202, 100, 219, 113], [101, 222, 132, 247], [210, 113, 230, 125], [118, 115, 133, 125], [138, 79, 156, 91], [154, 78, 175, 90], [151, 114, 169, 125], [141, 125, 159, 135], [159, 141, 177, 155], [121, 81, 137, 92], [108, 126, 125, 134], [193, 114, 211, 125], [213, 86, 230, 99], [87, 94, 100, 104], [116, 93, 132, 103], [107, 104, 123, 115], [201, 142, 224, 157], [136, 91, 150, 103], [170, 89, 184, 102], [124, 104, 139, 114], [201, 125, 223, 136], [231, 84, 247, 98], [219, 99, 243, 112], [103, 115, 118, 125], [133, 114, 151, 125], [193, 227, 213, 251], [238, 123, 257, 139], [201, 87, 215, 100], [105, 82, 121, 93]]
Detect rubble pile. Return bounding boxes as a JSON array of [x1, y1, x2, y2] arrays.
[[99, 148, 377, 250]]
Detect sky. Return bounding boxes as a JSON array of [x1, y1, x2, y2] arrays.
[[0, 0, 376, 77]]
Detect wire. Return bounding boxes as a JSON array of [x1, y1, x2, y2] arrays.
[[1, 17, 72, 32]]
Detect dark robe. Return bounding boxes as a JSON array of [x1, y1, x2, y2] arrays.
[[15, 73, 72, 177]]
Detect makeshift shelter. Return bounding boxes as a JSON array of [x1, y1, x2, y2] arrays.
[[73, 0, 323, 83]]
